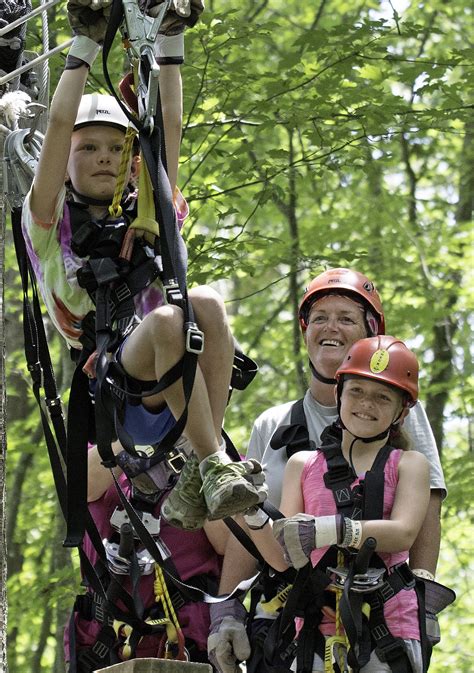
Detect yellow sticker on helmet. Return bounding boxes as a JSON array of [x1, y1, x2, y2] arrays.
[[370, 349, 389, 373]]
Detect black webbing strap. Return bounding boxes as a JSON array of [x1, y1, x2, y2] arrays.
[[110, 472, 213, 603], [359, 444, 393, 521], [10, 209, 150, 654], [263, 561, 329, 673], [65, 365, 93, 546], [270, 398, 316, 458]]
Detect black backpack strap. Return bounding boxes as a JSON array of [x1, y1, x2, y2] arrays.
[[270, 399, 316, 458], [320, 441, 356, 518], [360, 444, 395, 520]]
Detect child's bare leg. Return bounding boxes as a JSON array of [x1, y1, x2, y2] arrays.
[[119, 300, 221, 460], [119, 288, 265, 528], [188, 286, 234, 440]]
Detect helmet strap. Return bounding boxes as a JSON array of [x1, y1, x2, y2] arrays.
[[309, 359, 337, 385], [365, 309, 379, 337]]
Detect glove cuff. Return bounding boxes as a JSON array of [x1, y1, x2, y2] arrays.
[[209, 598, 247, 629], [412, 568, 435, 581], [66, 35, 101, 69], [155, 33, 184, 65], [341, 518, 362, 549], [244, 507, 270, 530]]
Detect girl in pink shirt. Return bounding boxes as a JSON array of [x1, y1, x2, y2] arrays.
[[244, 336, 430, 673]]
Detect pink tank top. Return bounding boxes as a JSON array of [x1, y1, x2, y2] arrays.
[[300, 448, 420, 640]]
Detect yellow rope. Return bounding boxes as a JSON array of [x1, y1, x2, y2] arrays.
[[153, 563, 184, 656], [109, 126, 137, 218], [324, 551, 350, 673]]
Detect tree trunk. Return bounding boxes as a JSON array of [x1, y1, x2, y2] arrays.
[[424, 122, 474, 455], [286, 129, 306, 397]]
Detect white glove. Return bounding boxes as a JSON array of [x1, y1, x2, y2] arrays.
[[208, 599, 251, 673]]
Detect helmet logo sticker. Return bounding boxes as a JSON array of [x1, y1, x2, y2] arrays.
[[370, 349, 390, 373]]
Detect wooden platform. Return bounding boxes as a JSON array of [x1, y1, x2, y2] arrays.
[[95, 659, 212, 672]]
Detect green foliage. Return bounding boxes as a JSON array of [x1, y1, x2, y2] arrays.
[[4, 0, 473, 670]]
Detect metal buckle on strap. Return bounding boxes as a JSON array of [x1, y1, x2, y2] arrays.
[[114, 282, 132, 304], [45, 396, 61, 408], [91, 639, 110, 659], [165, 448, 186, 474], [392, 562, 416, 590], [164, 281, 183, 307], [185, 322, 204, 354]]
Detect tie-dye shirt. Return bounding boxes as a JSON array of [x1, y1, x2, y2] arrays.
[[22, 186, 188, 350]]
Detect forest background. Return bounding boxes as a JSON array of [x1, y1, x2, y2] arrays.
[[0, 0, 472, 671]]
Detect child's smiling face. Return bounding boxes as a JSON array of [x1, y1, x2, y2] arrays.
[[340, 376, 403, 439]]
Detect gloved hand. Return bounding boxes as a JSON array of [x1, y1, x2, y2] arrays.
[[425, 611, 440, 647], [412, 570, 455, 651], [208, 598, 251, 673], [243, 459, 267, 505], [273, 514, 343, 569], [141, 0, 204, 35], [67, 0, 112, 44]]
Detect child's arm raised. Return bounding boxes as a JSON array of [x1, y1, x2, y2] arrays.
[[30, 1, 106, 224], [31, 64, 90, 225]]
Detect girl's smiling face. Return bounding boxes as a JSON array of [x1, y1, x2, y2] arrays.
[[340, 376, 403, 439]]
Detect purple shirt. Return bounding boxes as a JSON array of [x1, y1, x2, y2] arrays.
[[65, 472, 222, 660]]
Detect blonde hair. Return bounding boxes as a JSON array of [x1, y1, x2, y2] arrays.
[[388, 426, 411, 451]]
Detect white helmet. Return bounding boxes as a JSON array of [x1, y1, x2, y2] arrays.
[[74, 93, 129, 132]]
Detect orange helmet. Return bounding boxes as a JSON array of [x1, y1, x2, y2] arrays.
[[335, 335, 419, 407], [298, 268, 385, 334]]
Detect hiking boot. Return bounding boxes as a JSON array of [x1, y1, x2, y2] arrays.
[[161, 453, 207, 530], [201, 456, 265, 521]]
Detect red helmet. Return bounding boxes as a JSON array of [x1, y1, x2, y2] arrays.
[[298, 268, 385, 334], [335, 335, 419, 407]]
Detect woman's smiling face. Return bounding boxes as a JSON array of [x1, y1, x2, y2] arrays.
[[304, 295, 368, 380]]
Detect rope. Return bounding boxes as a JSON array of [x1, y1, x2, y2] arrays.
[[153, 563, 186, 660], [108, 125, 137, 217], [39, 0, 50, 115], [324, 551, 350, 673]]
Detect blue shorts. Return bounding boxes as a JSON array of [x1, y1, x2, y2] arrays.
[[122, 401, 176, 447], [92, 335, 177, 447], [117, 334, 177, 446]]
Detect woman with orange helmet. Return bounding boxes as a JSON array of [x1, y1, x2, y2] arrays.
[[243, 336, 433, 673]]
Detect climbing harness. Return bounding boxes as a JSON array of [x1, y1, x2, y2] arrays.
[[251, 401, 454, 673]]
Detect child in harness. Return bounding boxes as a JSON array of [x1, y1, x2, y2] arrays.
[[242, 335, 435, 673], [21, 0, 266, 535]]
